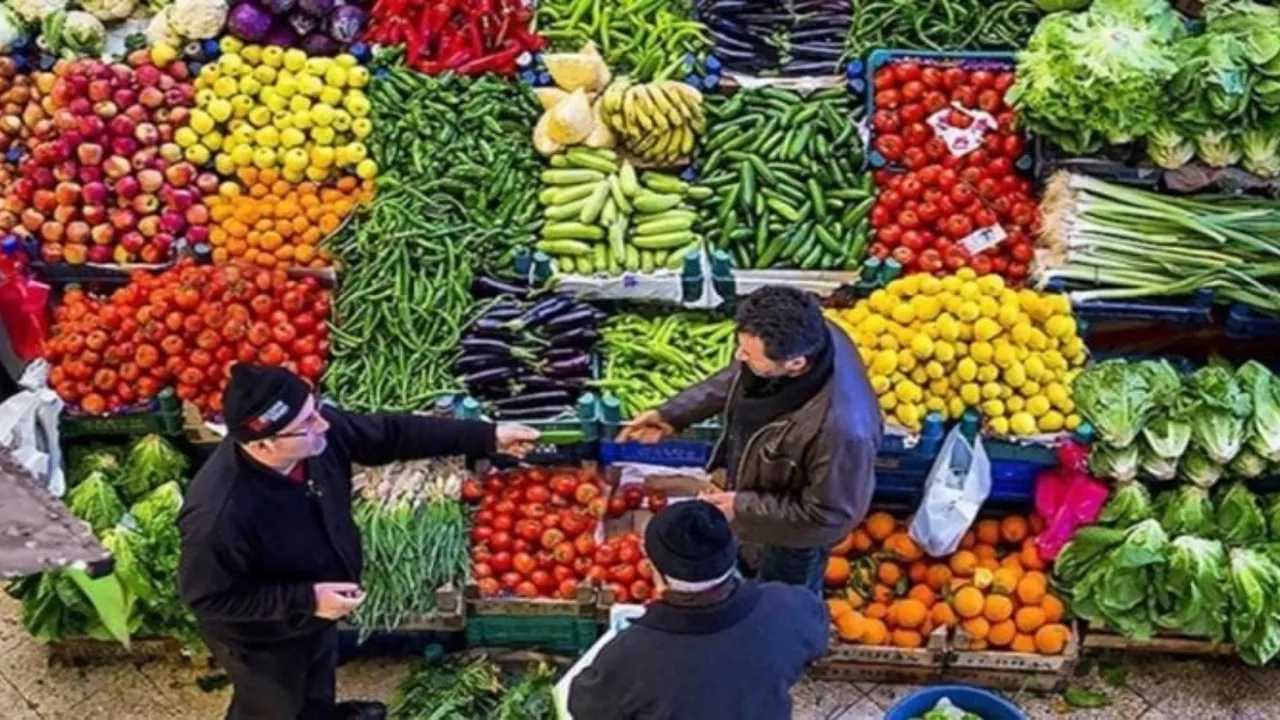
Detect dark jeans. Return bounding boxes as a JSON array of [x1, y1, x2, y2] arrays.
[[758, 544, 828, 596], [205, 627, 338, 720]]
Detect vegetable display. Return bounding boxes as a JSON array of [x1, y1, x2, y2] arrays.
[[455, 287, 601, 420], [0, 49, 204, 265], [692, 86, 870, 270], [363, 0, 545, 77], [191, 40, 376, 183], [44, 260, 331, 417], [324, 67, 540, 412], [351, 458, 471, 634], [825, 512, 1071, 654], [698, 0, 851, 76], [845, 0, 1039, 57], [598, 77, 706, 165], [594, 311, 734, 419], [224, 0, 366, 54], [534, 0, 708, 81], [868, 60, 1039, 282], [827, 269, 1086, 435], [1036, 173, 1280, 313], [536, 151, 709, 275], [392, 657, 556, 720]]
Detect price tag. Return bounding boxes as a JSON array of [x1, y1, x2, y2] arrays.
[[621, 273, 639, 289], [927, 104, 998, 158], [959, 225, 1008, 256]]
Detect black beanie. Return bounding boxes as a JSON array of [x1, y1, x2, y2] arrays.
[[222, 364, 312, 442], [644, 500, 738, 583]]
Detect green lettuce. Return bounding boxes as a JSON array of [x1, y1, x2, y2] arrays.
[[1180, 446, 1225, 488], [1073, 360, 1177, 450], [120, 435, 187, 502], [1139, 441, 1179, 481], [1155, 535, 1227, 640], [1228, 448, 1267, 479], [1226, 548, 1280, 666], [1237, 361, 1280, 461], [1268, 496, 1280, 541], [65, 470, 125, 535], [1147, 122, 1196, 169], [1067, 519, 1168, 640], [1155, 485, 1216, 537], [1099, 480, 1153, 527], [1216, 482, 1268, 545], [1054, 525, 1130, 586], [1090, 443, 1140, 482], [1185, 366, 1252, 465], [1141, 362, 1193, 463]]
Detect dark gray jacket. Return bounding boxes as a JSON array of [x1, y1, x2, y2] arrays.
[[660, 322, 881, 548]]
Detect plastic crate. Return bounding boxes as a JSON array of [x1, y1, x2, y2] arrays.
[[598, 393, 721, 468], [463, 614, 600, 656], [1049, 282, 1216, 327], [60, 388, 183, 438], [515, 248, 708, 307], [451, 393, 599, 466], [1032, 138, 1161, 188], [1226, 303, 1280, 340], [885, 685, 1024, 720]]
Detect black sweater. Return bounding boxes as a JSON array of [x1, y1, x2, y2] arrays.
[[177, 407, 495, 647]]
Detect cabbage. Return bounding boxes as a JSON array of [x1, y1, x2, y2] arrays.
[[1073, 360, 1176, 450], [1216, 482, 1268, 546], [1226, 548, 1280, 666], [1089, 442, 1140, 482], [1155, 485, 1215, 536], [121, 435, 187, 502], [1185, 366, 1252, 465], [65, 470, 125, 535], [1238, 361, 1280, 461], [1099, 480, 1153, 527], [1156, 536, 1227, 640]]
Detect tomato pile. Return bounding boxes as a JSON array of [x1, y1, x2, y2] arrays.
[[44, 259, 331, 417], [866, 61, 1039, 283], [462, 468, 657, 602]]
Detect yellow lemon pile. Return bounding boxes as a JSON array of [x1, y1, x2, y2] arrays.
[[827, 269, 1086, 436], [186, 37, 376, 183]]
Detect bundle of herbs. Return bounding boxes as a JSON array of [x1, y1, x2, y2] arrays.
[[391, 657, 557, 720]]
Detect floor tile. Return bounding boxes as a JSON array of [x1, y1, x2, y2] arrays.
[[828, 698, 884, 719], [792, 679, 869, 720], [50, 666, 180, 720], [0, 594, 28, 654], [864, 683, 923, 712], [1125, 657, 1273, 720], [336, 657, 412, 704], [137, 661, 230, 720], [0, 674, 43, 719], [0, 635, 111, 716]]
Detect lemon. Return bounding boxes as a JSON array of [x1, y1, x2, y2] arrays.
[[918, 275, 942, 295], [981, 382, 1003, 400], [969, 341, 993, 364], [948, 397, 967, 419], [175, 126, 199, 148], [957, 357, 978, 382], [262, 89, 287, 113], [895, 403, 921, 429], [262, 45, 285, 68], [306, 165, 330, 181], [196, 88, 216, 107], [254, 126, 280, 147], [989, 416, 1010, 436], [214, 153, 236, 175], [283, 48, 307, 72], [291, 111, 313, 130], [238, 76, 263, 96], [872, 350, 897, 376], [1065, 413, 1082, 431], [879, 393, 898, 411], [910, 367, 929, 385], [184, 144, 211, 166], [288, 94, 312, 113], [275, 76, 298, 99], [230, 143, 254, 166], [1009, 412, 1037, 436], [232, 124, 256, 144], [925, 361, 945, 380], [318, 86, 344, 107], [996, 302, 1020, 328], [247, 106, 272, 127], [928, 379, 950, 397], [892, 274, 922, 296], [977, 275, 1004, 295], [305, 57, 331, 76], [958, 300, 981, 322], [978, 296, 1000, 319], [298, 74, 325, 97], [912, 295, 941, 321], [323, 65, 348, 88], [150, 43, 178, 66], [1003, 362, 1027, 387], [977, 364, 999, 383], [910, 334, 934, 360], [283, 148, 309, 171], [1026, 395, 1051, 416], [312, 126, 337, 146], [867, 289, 892, 314], [926, 396, 947, 414], [241, 44, 263, 65], [940, 275, 961, 293], [896, 350, 917, 372], [1021, 380, 1041, 397], [218, 181, 241, 198], [231, 95, 255, 117], [280, 127, 306, 147], [878, 335, 899, 351], [891, 303, 916, 325], [309, 103, 336, 127], [218, 53, 245, 76], [200, 132, 223, 151], [871, 375, 891, 394], [219, 35, 244, 54], [310, 146, 335, 168], [213, 77, 238, 97], [982, 399, 1006, 418], [959, 383, 981, 406], [273, 111, 294, 129], [993, 343, 1017, 367], [1006, 396, 1025, 413], [343, 93, 371, 118], [253, 65, 278, 84], [331, 111, 352, 132], [934, 341, 956, 364], [1045, 315, 1076, 339], [959, 281, 981, 301], [252, 147, 277, 169], [342, 142, 367, 163], [1027, 328, 1048, 351], [973, 317, 1000, 342]]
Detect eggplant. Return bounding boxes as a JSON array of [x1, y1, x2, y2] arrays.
[[791, 44, 847, 61], [511, 293, 574, 330], [472, 275, 530, 299], [541, 346, 590, 364], [460, 337, 519, 356], [544, 354, 592, 378], [455, 353, 517, 374], [461, 366, 520, 387], [467, 318, 519, 339], [475, 304, 524, 322], [493, 390, 574, 410], [493, 405, 572, 420], [515, 374, 587, 392], [543, 307, 598, 335], [547, 326, 599, 348]]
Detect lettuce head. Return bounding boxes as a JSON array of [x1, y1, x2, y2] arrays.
[[1216, 482, 1268, 546], [1156, 535, 1227, 640], [1186, 366, 1252, 464], [1155, 484, 1216, 537], [1227, 548, 1280, 666], [1237, 361, 1280, 462]]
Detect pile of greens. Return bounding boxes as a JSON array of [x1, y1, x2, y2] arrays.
[[391, 657, 557, 720]]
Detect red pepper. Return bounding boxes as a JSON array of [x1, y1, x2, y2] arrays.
[[454, 39, 524, 76], [463, 20, 485, 55], [509, 21, 545, 52]]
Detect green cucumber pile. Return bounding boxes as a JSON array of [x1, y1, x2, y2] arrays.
[[537, 148, 713, 275], [693, 86, 873, 270]]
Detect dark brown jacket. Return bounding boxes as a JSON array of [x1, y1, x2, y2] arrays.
[[660, 322, 881, 548]]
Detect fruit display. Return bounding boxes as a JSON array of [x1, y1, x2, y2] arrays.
[[0, 49, 206, 264], [191, 38, 375, 183], [536, 149, 709, 275], [205, 168, 370, 266], [824, 511, 1071, 655], [599, 77, 705, 165], [867, 60, 1040, 282], [0, 57, 47, 186], [826, 269, 1086, 435], [43, 259, 331, 417]]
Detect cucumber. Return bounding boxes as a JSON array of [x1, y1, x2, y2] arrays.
[[665, 240, 702, 269], [542, 169, 605, 185], [544, 197, 589, 221], [541, 222, 605, 241], [631, 230, 696, 250], [541, 183, 599, 205], [635, 215, 696, 235], [618, 162, 640, 196], [641, 172, 688, 195], [579, 182, 611, 224], [686, 185, 714, 200], [535, 239, 593, 256], [566, 148, 619, 173], [632, 193, 684, 214]]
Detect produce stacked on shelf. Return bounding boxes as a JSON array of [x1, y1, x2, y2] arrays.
[[362, 0, 545, 77], [845, 0, 1040, 57], [5, 437, 197, 647], [530, 43, 615, 155], [43, 259, 331, 417], [392, 658, 556, 720], [534, 0, 708, 81], [1073, 359, 1280, 486], [350, 458, 470, 633], [595, 312, 734, 418], [536, 151, 709, 275], [692, 86, 871, 270], [824, 511, 1072, 654], [0, 58, 47, 186], [191, 40, 376, 183], [1055, 483, 1280, 665], [827, 269, 1086, 435], [455, 287, 602, 420], [0, 49, 206, 264], [323, 67, 540, 412], [1034, 173, 1280, 313], [697, 0, 851, 76], [599, 76, 706, 165], [868, 59, 1039, 282], [222, 0, 368, 55]]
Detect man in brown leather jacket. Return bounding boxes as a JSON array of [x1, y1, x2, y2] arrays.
[[621, 286, 882, 594]]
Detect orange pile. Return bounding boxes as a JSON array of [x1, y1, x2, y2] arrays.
[[824, 512, 1071, 655], [206, 169, 374, 267]]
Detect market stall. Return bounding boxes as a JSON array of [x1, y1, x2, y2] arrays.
[[0, 0, 1279, 712]]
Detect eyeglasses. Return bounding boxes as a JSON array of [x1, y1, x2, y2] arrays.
[[272, 395, 325, 439]]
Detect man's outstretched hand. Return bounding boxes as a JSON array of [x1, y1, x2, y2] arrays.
[[618, 410, 675, 444], [496, 424, 540, 458]]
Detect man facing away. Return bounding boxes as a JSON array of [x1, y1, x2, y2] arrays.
[[622, 285, 882, 594]]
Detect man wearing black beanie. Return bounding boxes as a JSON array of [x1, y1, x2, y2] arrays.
[[568, 500, 830, 720], [178, 364, 539, 720]]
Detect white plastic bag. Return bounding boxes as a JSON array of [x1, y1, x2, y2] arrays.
[[0, 360, 66, 496], [909, 425, 991, 557]]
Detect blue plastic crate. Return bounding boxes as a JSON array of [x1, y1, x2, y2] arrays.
[[1032, 137, 1160, 187], [599, 438, 715, 469], [1226, 303, 1280, 340], [1048, 281, 1216, 327]]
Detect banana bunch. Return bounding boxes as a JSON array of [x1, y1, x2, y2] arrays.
[[601, 78, 706, 164]]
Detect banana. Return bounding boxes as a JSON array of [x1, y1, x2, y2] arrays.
[[658, 82, 696, 124], [648, 83, 685, 128], [624, 88, 655, 133], [678, 125, 695, 156], [632, 85, 669, 133]]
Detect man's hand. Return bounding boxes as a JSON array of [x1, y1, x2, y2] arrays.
[[313, 582, 365, 620], [496, 423, 540, 458], [618, 410, 675, 444], [700, 492, 736, 521]]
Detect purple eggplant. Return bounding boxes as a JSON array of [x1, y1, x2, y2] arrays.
[[466, 318, 518, 340], [542, 346, 589, 364], [461, 366, 520, 387], [543, 307, 598, 335], [515, 375, 587, 392], [510, 294, 574, 330], [472, 275, 530, 299], [547, 326, 598, 348], [493, 405, 572, 420], [329, 4, 367, 43], [493, 390, 574, 410], [455, 353, 516, 374], [544, 354, 592, 378]]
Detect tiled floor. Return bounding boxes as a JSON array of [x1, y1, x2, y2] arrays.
[[1, 593, 1276, 719]]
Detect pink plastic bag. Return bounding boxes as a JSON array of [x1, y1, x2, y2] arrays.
[[1034, 441, 1108, 561]]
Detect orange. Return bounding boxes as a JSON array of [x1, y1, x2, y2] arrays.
[[896, 599, 929, 630], [961, 616, 990, 641], [953, 586, 985, 619], [835, 611, 866, 642], [865, 602, 888, 620], [992, 568, 1020, 595], [824, 557, 851, 587], [988, 619, 1016, 647], [1034, 624, 1070, 655], [907, 584, 936, 607], [846, 590, 866, 610], [1042, 595, 1065, 624], [983, 594, 1014, 623], [861, 618, 889, 646], [891, 629, 923, 648], [931, 602, 957, 627], [1015, 574, 1047, 605], [865, 512, 896, 541], [1015, 606, 1047, 634], [877, 562, 903, 586], [1000, 515, 1029, 544], [925, 564, 952, 592], [908, 561, 929, 585], [872, 584, 894, 604], [826, 598, 853, 621], [950, 551, 978, 577], [974, 543, 998, 561], [831, 533, 856, 557], [850, 529, 874, 552], [1020, 538, 1045, 571], [1011, 633, 1036, 654], [960, 531, 976, 550], [975, 519, 1000, 546], [884, 532, 924, 563]]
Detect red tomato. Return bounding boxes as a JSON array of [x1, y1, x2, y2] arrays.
[[541, 528, 566, 550], [573, 555, 595, 578], [871, 110, 900, 133], [876, 225, 904, 246], [530, 570, 555, 595], [976, 89, 1002, 113], [630, 580, 653, 602], [471, 526, 493, 544], [493, 514, 514, 532], [942, 68, 966, 89], [900, 103, 927, 125], [876, 89, 901, 109], [478, 578, 500, 597], [574, 483, 601, 505], [919, 249, 944, 273], [490, 531, 513, 552], [607, 497, 628, 518], [490, 552, 513, 573], [610, 565, 638, 584], [550, 473, 578, 497], [902, 147, 928, 170], [553, 541, 577, 565], [1011, 241, 1034, 264], [903, 123, 932, 146], [920, 67, 943, 88], [515, 581, 538, 598], [894, 62, 922, 83], [923, 91, 948, 113], [873, 69, 897, 90], [969, 255, 994, 275], [874, 134, 905, 161], [519, 503, 547, 521], [897, 210, 921, 230], [901, 80, 925, 101], [513, 552, 537, 576], [970, 70, 995, 89], [950, 86, 977, 109], [525, 485, 551, 504], [892, 246, 917, 267]]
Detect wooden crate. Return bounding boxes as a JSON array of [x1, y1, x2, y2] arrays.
[[464, 580, 600, 619], [182, 401, 224, 446], [944, 623, 1079, 692], [344, 585, 466, 633], [1081, 620, 1235, 657], [811, 626, 947, 684]]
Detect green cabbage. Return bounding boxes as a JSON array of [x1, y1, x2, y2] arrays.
[[1099, 480, 1153, 527], [1073, 360, 1177, 450], [65, 470, 125, 535], [1185, 366, 1252, 465], [1237, 361, 1280, 462], [120, 435, 187, 502], [1216, 482, 1268, 546], [1090, 442, 1140, 482], [1226, 548, 1280, 666], [1155, 535, 1227, 640], [1155, 485, 1215, 537]]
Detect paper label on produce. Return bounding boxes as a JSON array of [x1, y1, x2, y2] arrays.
[[959, 225, 1008, 255], [927, 104, 998, 158]]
